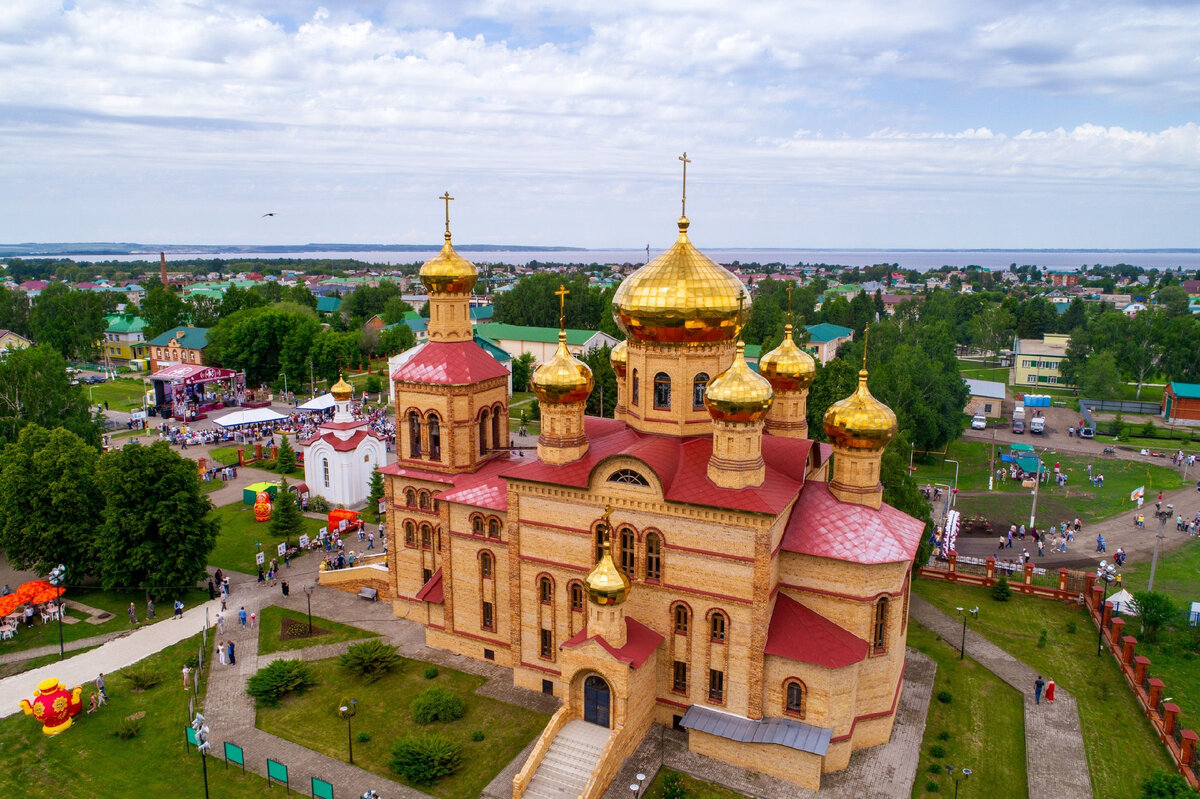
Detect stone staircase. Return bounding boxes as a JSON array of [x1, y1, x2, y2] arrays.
[[522, 719, 612, 799]]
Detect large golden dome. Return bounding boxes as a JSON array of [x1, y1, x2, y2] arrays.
[[532, 332, 594, 404], [420, 232, 478, 294], [759, 324, 816, 392], [330, 373, 354, 402], [585, 530, 630, 606], [704, 341, 774, 423], [609, 339, 628, 377], [823, 369, 898, 450], [612, 217, 746, 344]]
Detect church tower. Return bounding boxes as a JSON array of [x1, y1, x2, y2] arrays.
[[822, 331, 897, 509], [610, 340, 628, 422], [422, 191, 475, 343], [584, 508, 632, 647], [759, 288, 816, 439], [532, 285, 594, 465], [704, 339, 774, 489]]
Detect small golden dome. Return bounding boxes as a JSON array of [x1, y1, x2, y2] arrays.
[[612, 217, 746, 344], [609, 339, 628, 377], [330, 373, 354, 401], [823, 369, 898, 450], [585, 532, 631, 606], [704, 341, 774, 423], [419, 232, 478, 294], [532, 332, 594, 404], [759, 324, 816, 392]]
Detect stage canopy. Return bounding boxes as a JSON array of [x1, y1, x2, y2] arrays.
[[150, 364, 238, 385], [297, 393, 336, 411], [213, 408, 287, 428]]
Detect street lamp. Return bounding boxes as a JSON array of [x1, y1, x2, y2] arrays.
[[191, 712, 212, 799], [628, 772, 646, 798], [1096, 560, 1117, 656], [1029, 451, 1043, 529], [1148, 504, 1174, 592], [339, 698, 358, 764], [956, 606, 979, 661], [48, 564, 66, 660], [945, 765, 972, 798], [304, 585, 315, 636], [945, 459, 960, 508]]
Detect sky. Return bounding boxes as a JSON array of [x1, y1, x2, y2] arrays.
[[2, 0, 1200, 249]]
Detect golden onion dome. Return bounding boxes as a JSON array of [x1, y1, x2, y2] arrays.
[[704, 341, 774, 423], [532, 331, 594, 404], [609, 339, 628, 377], [330, 373, 354, 401], [612, 217, 746, 344], [419, 232, 478, 294], [585, 532, 631, 606], [823, 369, 898, 450], [759, 324, 816, 392]]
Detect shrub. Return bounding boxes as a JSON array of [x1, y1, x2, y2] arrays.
[[412, 686, 466, 724], [1037, 629, 1048, 648], [1142, 419, 1157, 437], [937, 731, 950, 741], [389, 733, 463, 786], [1066, 620, 1077, 634], [424, 666, 439, 679], [930, 744, 946, 758], [307, 495, 331, 514], [123, 664, 164, 691], [663, 772, 688, 799], [926, 781, 940, 793], [471, 730, 485, 742], [936, 691, 952, 704], [1141, 769, 1192, 798], [927, 763, 943, 775], [339, 640, 403, 683], [356, 731, 372, 743], [246, 659, 316, 707], [991, 577, 1011, 602], [114, 717, 142, 739], [1131, 591, 1177, 643], [365, 375, 384, 394]]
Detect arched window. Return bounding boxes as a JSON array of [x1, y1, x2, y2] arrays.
[[420, 523, 432, 549], [408, 411, 422, 457], [619, 528, 636, 577], [418, 491, 430, 510], [608, 469, 650, 487], [488, 518, 501, 539], [404, 521, 416, 546], [322, 458, 330, 488], [539, 576, 553, 604], [644, 532, 662, 581], [569, 582, 584, 611], [428, 415, 441, 461], [492, 409, 501, 452], [710, 611, 727, 643], [673, 604, 690, 635], [631, 369, 640, 406], [472, 515, 484, 535], [786, 680, 807, 718], [693, 373, 709, 410], [872, 597, 889, 652], [405, 488, 416, 507], [654, 372, 671, 409], [480, 551, 493, 579], [479, 409, 489, 455]]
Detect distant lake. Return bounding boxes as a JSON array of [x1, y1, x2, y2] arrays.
[[52, 248, 1200, 272]]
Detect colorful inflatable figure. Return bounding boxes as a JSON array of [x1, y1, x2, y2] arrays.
[[253, 491, 273, 522], [20, 677, 83, 735]]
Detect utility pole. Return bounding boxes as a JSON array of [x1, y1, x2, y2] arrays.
[[1149, 504, 1173, 592], [1029, 452, 1042, 529]]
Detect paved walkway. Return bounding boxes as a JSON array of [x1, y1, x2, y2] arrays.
[[909, 595, 1093, 799]]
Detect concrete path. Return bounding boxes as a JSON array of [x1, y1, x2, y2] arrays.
[[909, 595, 1093, 799]]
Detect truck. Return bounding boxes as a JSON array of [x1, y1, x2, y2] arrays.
[[1030, 416, 1045, 434], [1012, 402, 1026, 434]]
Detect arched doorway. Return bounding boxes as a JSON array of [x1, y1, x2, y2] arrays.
[[583, 675, 611, 728]]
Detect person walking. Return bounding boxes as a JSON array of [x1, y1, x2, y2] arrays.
[[128, 603, 138, 626], [1046, 678, 1056, 702], [216, 613, 224, 634], [227, 640, 236, 666], [146, 599, 155, 619], [96, 673, 108, 702], [218, 641, 227, 666], [173, 599, 184, 620], [238, 606, 247, 628], [1035, 675, 1045, 705], [182, 664, 191, 689], [249, 611, 256, 629]]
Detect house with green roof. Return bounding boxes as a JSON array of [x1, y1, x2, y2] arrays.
[[101, 313, 149, 361], [802, 323, 854, 364], [475, 322, 618, 363], [147, 326, 210, 372], [1163, 382, 1200, 424], [316, 295, 342, 314]]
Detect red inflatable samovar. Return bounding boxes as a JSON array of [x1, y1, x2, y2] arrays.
[[20, 677, 83, 735]]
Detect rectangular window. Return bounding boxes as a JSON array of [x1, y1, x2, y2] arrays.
[[541, 679, 554, 695], [708, 669, 724, 703], [422, 568, 432, 584], [481, 601, 494, 631], [672, 660, 688, 692], [984, 403, 992, 413], [483, 648, 495, 661], [540, 628, 553, 659]]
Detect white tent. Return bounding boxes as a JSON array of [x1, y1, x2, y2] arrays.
[[213, 408, 287, 428], [297, 393, 336, 411], [1107, 589, 1139, 616]]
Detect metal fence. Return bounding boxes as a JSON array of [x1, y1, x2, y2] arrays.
[[1078, 398, 1164, 415]]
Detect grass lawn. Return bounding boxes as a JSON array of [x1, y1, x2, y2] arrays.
[[256, 606, 378, 655], [957, 360, 1010, 384], [1112, 435, 1200, 456], [257, 656, 549, 799], [641, 768, 746, 799], [914, 579, 1173, 798], [0, 633, 275, 798], [906, 622, 1027, 798], [87, 377, 149, 411], [210, 446, 241, 466], [209, 502, 325, 575]]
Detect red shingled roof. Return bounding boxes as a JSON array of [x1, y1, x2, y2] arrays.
[[415, 569, 444, 604], [309, 429, 382, 452], [781, 481, 924, 565], [378, 458, 512, 511], [392, 341, 510, 385], [502, 418, 812, 515], [764, 593, 868, 668], [561, 617, 663, 668]]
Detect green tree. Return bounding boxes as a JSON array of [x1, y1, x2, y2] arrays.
[[204, 304, 321, 386], [805, 357, 859, 441], [141, 285, 187, 338], [378, 323, 416, 356], [367, 469, 386, 523], [0, 287, 31, 338], [382, 296, 415, 324], [511, 352, 536, 393], [309, 329, 363, 384], [1079, 350, 1121, 400], [1130, 591, 1176, 642], [184, 294, 223, 328], [581, 344, 617, 418], [968, 305, 1016, 366], [276, 435, 297, 473], [1122, 311, 1166, 399], [881, 432, 934, 568], [0, 424, 102, 577], [1057, 297, 1088, 333], [94, 441, 218, 592], [1155, 284, 1190, 318], [29, 282, 110, 360], [219, 285, 267, 318], [270, 478, 304, 547], [0, 344, 100, 446], [493, 273, 610, 330], [1160, 315, 1200, 383]]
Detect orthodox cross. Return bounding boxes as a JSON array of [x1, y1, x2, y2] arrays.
[[439, 191, 454, 236], [555, 284, 569, 331], [862, 324, 870, 370], [678, 151, 692, 217], [786, 283, 794, 325], [736, 289, 746, 342], [600, 504, 614, 547]]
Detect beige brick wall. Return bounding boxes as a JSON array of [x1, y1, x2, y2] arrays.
[[687, 730, 824, 791]]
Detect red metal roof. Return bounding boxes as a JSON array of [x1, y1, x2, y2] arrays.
[[415, 568, 444, 604], [309, 429, 383, 452], [379, 457, 512, 511], [781, 481, 925, 565], [764, 593, 868, 668], [320, 420, 368, 431], [392, 341, 510, 385], [561, 616, 663, 669]]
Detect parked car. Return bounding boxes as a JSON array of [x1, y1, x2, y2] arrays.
[[1013, 418, 1025, 434], [971, 415, 986, 430], [1079, 427, 1095, 438]]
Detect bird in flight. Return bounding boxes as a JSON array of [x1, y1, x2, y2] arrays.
[[261, 212, 276, 217]]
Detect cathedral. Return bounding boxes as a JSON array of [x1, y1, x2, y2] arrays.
[[379, 191, 923, 796]]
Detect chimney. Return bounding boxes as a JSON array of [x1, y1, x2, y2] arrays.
[[160, 252, 167, 288]]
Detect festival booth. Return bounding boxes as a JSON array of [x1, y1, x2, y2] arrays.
[[150, 365, 246, 421], [297, 393, 336, 412], [213, 408, 287, 429]]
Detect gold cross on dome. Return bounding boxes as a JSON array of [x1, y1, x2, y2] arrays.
[[786, 283, 793, 324], [439, 191, 454, 235], [555, 284, 569, 331], [862, 323, 870, 370], [678, 152, 692, 217]]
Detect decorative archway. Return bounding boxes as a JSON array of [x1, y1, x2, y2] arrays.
[[583, 674, 611, 728]]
